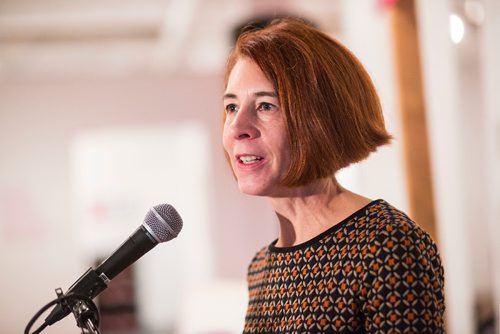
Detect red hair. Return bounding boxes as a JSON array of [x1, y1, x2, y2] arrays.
[[224, 18, 392, 186]]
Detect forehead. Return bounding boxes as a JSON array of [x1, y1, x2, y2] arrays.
[[225, 57, 275, 95]]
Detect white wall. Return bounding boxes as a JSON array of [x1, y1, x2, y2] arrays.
[[481, 0, 500, 331]]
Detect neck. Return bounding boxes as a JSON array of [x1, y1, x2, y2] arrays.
[[269, 177, 371, 247]]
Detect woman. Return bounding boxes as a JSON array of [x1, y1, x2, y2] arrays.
[[222, 18, 445, 333]]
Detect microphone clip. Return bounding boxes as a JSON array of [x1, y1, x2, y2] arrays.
[[53, 287, 101, 334]]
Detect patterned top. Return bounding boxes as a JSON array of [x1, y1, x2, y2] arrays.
[[244, 200, 445, 333]]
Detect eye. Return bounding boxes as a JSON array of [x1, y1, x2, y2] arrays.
[[257, 102, 276, 112], [225, 103, 238, 113]]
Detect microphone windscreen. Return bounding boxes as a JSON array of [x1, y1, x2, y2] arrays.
[[144, 204, 183, 243]]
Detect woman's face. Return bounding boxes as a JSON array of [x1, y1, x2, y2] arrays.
[[222, 57, 291, 197]]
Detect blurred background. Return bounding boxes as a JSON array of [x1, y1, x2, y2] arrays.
[[0, 0, 498, 333]]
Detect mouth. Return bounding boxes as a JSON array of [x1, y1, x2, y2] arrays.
[[236, 154, 264, 165]]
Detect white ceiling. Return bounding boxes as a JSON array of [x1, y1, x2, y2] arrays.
[[0, 0, 341, 80]]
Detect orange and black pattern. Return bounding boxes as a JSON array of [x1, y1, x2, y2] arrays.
[[244, 200, 445, 333]]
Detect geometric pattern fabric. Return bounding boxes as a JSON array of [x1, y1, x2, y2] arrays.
[[244, 200, 445, 333]]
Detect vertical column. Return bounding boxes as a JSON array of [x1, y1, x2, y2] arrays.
[[389, 0, 437, 241]]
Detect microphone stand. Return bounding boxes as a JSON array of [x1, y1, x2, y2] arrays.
[[71, 299, 101, 334], [53, 288, 101, 334]]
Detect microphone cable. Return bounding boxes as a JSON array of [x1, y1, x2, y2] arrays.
[[25, 294, 100, 334]]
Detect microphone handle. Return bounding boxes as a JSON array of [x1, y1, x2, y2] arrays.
[[96, 225, 158, 281]]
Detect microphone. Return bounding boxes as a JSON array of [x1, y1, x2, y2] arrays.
[[44, 203, 183, 327]]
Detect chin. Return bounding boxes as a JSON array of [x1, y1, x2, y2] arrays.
[[237, 180, 286, 197], [238, 184, 267, 196], [237, 179, 270, 197]]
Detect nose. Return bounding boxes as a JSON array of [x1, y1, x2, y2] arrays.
[[228, 107, 260, 140]]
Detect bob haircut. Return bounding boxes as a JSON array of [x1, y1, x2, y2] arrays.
[[224, 18, 392, 187]]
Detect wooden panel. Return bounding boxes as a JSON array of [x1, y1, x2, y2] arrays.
[[390, 0, 438, 241]]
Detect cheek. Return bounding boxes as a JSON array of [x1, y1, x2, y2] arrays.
[[222, 125, 237, 172], [273, 131, 291, 168], [222, 126, 231, 152]]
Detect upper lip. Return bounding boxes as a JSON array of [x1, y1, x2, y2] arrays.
[[236, 153, 263, 157], [235, 153, 264, 161]]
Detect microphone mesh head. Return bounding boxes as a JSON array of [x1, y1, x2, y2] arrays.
[[144, 204, 183, 243]]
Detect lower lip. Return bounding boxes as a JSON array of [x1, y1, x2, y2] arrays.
[[236, 159, 266, 171]]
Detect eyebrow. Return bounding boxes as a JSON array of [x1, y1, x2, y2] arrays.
[[223, 91, 278, 100]]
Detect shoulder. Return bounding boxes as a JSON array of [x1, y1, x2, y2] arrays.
[[247, 245, 270, 273], [359, 200, 444, 290], [360, 200, 438, 258]]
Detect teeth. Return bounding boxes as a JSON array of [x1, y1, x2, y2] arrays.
[[239, 155, 262, 164]]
